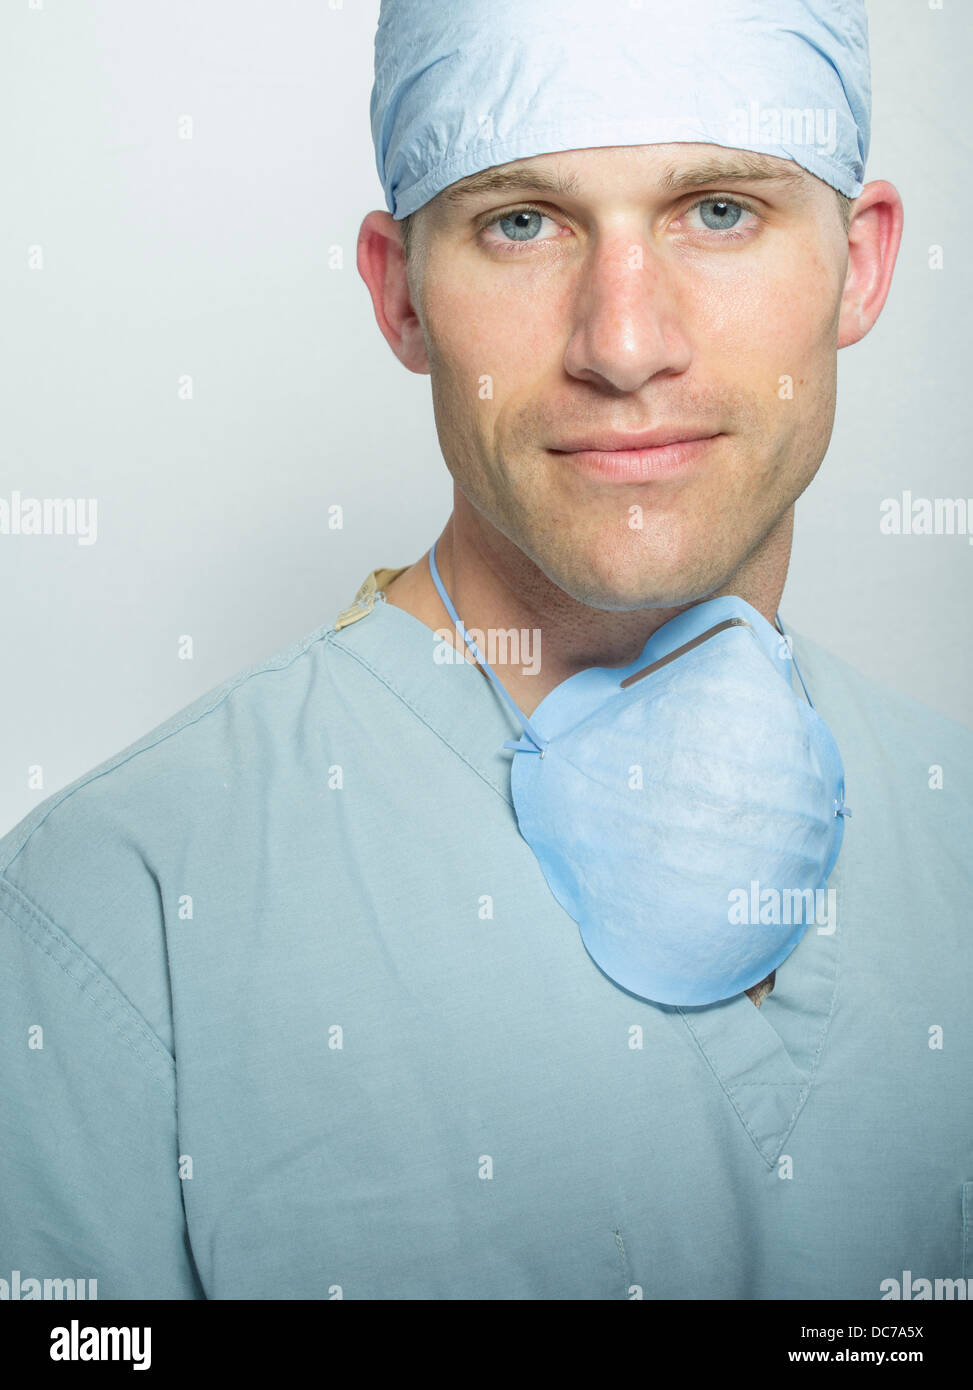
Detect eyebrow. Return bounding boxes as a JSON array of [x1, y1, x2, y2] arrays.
[[439, 152, 809, 210], [440, 167, 582, 208], [658, 155, 809, 193]]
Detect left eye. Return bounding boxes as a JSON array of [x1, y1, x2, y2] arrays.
[[484, 207, 557, 244], [689, 198, 753, 232]]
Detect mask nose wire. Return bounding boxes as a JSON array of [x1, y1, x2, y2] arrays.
[[428, 540, 549, 757]]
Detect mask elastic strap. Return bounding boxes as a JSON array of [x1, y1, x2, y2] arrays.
[[428, 540, 549, 756], [775, 611, 851, 821], [774, 611, 815, 710]]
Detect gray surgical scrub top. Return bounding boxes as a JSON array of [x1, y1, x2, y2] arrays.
[[1, 571, 972, 1300]]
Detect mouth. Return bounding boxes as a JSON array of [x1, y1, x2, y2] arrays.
[[548, 431, 723, 483]]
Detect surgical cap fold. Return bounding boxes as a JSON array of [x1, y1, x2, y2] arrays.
[[370, 0, 870, 219]]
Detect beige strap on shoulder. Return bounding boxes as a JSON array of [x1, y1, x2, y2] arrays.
[[333, 566, 409, 631]]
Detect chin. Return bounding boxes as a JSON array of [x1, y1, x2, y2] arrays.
[[532, 541, 723, 613], [543, 564, 716, 613]]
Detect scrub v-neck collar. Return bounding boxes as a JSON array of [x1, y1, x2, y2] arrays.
[[328, 584, 841, 1169]]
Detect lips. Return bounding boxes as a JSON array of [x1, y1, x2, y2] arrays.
[[549, 431, 722, 483], [550, 429, 720, 452]]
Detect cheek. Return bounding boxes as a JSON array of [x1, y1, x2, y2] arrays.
[[426, 288, 569, 467], [688, 249, 840, 369], [682, 257, 840, 475], [423, 254, 570, 377]]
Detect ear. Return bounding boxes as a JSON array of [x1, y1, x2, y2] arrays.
[[837, 180, 904, 349], [356, 210, 430, 374]]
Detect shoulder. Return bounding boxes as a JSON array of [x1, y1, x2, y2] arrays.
[[789, 626, 972, 743], [0, 619, 350, 875], [0, 617, 354, 1046], [786, 624, 973, 806]]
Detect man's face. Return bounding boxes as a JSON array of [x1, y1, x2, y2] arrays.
[[407, 143, 850, 610]]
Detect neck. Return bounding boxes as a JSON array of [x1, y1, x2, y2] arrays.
[[384, 489, 793, 718]]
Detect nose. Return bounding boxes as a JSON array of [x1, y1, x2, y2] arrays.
[[562, 233, 693, 393]]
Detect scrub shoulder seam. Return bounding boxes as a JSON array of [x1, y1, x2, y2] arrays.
[[0, 873, 177, 1103]]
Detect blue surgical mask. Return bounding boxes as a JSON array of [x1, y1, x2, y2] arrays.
[[428, 541, 849, 1007]]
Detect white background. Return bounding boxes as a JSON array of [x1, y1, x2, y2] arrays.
[[1, 0, 969, 834]]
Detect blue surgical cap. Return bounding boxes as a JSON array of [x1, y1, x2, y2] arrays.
[[370, 0, 870, 220]]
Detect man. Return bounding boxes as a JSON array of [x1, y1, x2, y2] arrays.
[[1, 0, 970, 1302]]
